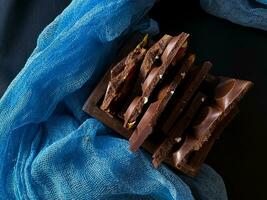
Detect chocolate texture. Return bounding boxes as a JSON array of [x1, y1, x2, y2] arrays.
[[101, 37, 148, 113], [152, 92, 207, 168], [83, 32, 253, 177], [161, 61, 212, 134], [129, 54, 196, 152], [123, 33, 189, 128]]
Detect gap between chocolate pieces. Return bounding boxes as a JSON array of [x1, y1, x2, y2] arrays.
[[82, 32, 253, 177]]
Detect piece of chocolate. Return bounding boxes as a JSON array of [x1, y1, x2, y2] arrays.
[[124, 33, 189, 128], [83, 32, 254, 177], [172, 77, 253, 167], [214, 77, 252, 110], [162, 61, 212, 134], [100, 45, 147, 113], [117, 35, 173, 118], [172, 106, 221, 166], [175, 107, 239, 176], [152, 92, 207, 168], [129, 54, 196, 152], [140, 34, 173, 81]]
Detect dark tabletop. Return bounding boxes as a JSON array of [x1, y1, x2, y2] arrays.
[[0, 0, 266, 199], [151, 1, 267, 199]]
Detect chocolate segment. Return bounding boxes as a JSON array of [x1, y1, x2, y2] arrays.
[[124, 33, 189, 128], [101, 46, 147, 112], [172, 106, 221, 165], [84, 32, 254, 177], [172, 78, 253, 167], [129, 54, 196, 152], [152, 92, 207, 168], [175, 107, 239, 176], [162, 61, 212, 134], [214, 78, 252, 110], [140, 34, 173, 81]]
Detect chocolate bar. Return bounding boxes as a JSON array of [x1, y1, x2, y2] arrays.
[[176, 107, 239, 177], [161, 61, 212, 134], [152, 92, 207, 167], [129, 54, 196, 152], [139, 34, 172, 81], [124, 33, 189, 128], [83, 32, 253, 177], [100, 37, 148, 113], [154, 77, 252, 168]]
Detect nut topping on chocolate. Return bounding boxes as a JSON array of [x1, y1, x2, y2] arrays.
[[84, 32, 253, 177]]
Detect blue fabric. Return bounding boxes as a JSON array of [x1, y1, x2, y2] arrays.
[[200, 0, 267, 31], [257, 0, 267, 5], [0, 0, 227, 199]]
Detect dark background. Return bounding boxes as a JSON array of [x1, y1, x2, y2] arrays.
[[0, 0, 71, 95], [151, 1, 267, 200], [0, 0, 266, 199]]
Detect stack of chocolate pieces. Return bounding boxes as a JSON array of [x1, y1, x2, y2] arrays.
[[83, 33, 253, 177]]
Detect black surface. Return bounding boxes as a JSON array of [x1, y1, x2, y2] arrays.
[[151, 1, 267, 199], [0, 0, 266, 199]]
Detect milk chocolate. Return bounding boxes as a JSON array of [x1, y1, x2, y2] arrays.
[[101, 41, 147, 112], [175, 107, 239, 176], [172, 77, 253, 167], [162, 62, 212, 134], [140, 34, 173, 81], [84, 32, 254, 177], [129, 54, 196, 151], [124, 33, 189, 128], [152, 92, 207, 168]]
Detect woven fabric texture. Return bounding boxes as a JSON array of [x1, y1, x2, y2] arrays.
[[0, 0, 227, 199], [201, 0, 267, 31]]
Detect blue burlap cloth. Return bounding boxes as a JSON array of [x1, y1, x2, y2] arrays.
[[0, 0, 227, 199], [201, 0, 267, 31]]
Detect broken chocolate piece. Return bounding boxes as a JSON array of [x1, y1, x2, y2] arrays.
[[214, 77, 252, 110], [175, 107, 239, 176], [83, 32, 254, 177], [162, 61, 212, 134], [172, 106, 221, 165], [129, 54, 196, 152], [124, 33, 190, 128], [101, 44, 147, 112], [140, 34, 173, 81], [172, 78, 253, 167], [152, 92, 207, 168]]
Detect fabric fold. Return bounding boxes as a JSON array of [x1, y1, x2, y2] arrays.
[[201, 0, 267, 31], [0, 0, 227, 199]]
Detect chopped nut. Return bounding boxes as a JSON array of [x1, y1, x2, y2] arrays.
[[159, 74, 163, 79], [174, 137, 182, 143], [170, 91, 175, 95], [182, 41, 188, 48], [127, 121, 136, 129], [143, 97, 148, 104], [136, 34, 149, 49], [155, 55, 160, 60], [181, 72, 186, 79]]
